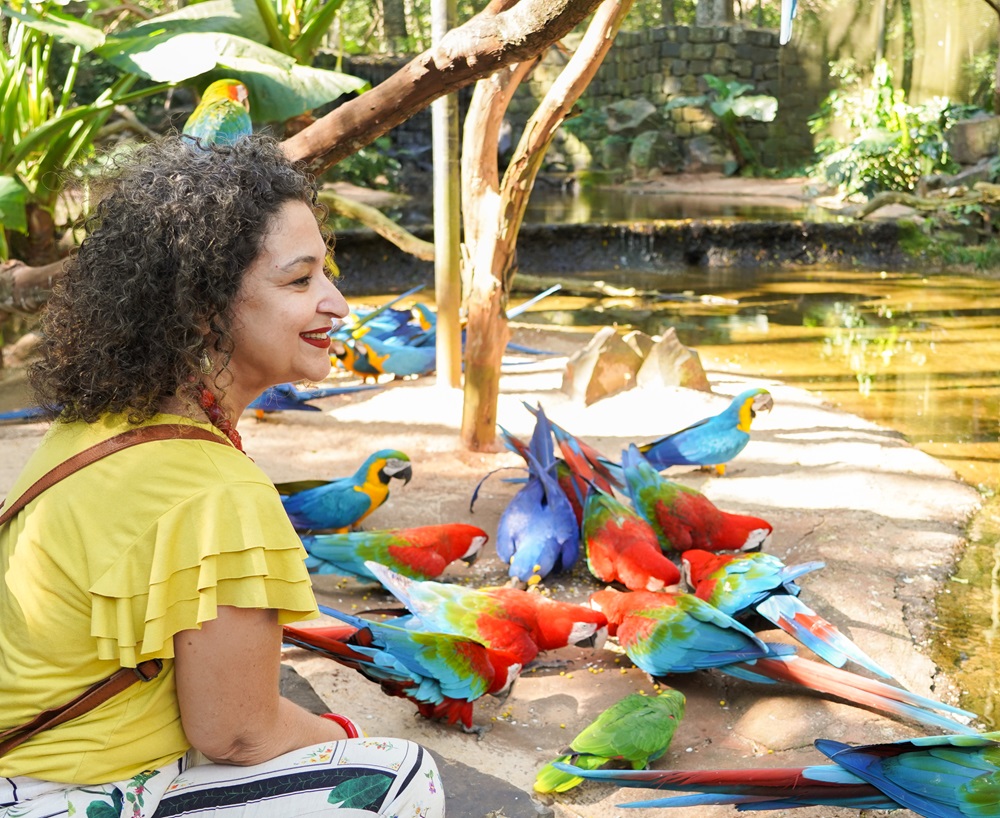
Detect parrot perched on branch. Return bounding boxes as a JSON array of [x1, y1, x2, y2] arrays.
[[534, 687, 686, 794], [554, 731, 1000, 816], [302, 523, 487, 580], [638, 387, 773, 475], [276, 449, 412, 532], [622, 444, 772, 553], [682, 549, 894, 680]]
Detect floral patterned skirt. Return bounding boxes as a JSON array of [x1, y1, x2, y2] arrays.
[[0, 737, 444, 817]]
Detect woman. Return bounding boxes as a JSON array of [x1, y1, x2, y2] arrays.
[[0, 135, 445, 817]]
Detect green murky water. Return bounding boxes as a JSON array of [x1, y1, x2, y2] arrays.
[[515, 266, 1000, 726]]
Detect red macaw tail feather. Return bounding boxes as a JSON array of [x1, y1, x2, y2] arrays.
[[728, 655, 977, 734], [756, 595, 895, 680], [547, 763, 896, 810]]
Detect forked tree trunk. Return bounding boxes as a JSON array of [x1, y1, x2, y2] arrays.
[[459, 0, 635, 450]]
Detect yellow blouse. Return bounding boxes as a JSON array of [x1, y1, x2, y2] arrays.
[[0, 414, 317, 784]]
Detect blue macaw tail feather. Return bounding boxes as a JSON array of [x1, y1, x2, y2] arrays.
[[756, 595, 896, 680], [0, 405, 49, 422], [779, 0, 797, 44]]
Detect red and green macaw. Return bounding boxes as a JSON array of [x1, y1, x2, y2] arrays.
[[622, 444, 772, 552], [534, 688, 686, 794], [591, 587, 976, 735], [364, 562, 607, 667], [181, 79, 251, 146], [555, 731, 1000, 816], [682, 549, 894, 680], [276, 449, 412, 532], [638, 387, 773, 475], [283, 610, 520, 735], [581, 488, 682, 592], [301, 523, 487, 581]]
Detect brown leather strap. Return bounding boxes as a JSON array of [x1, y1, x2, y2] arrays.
[[0, 424, 228, 526], [0, 423, 230, 757], [0, 659, 164, 756]]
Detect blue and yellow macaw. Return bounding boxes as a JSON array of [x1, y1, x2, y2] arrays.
[[247, 382, 380, 419], [638, 387, 773, 475], [556, 732, 1000, 815], [276, 449, 412, 532], [181, 79, 251, 146], [354, 334, 437, 379]]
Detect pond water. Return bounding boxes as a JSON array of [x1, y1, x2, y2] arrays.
[[513, 266, 1000, 726]]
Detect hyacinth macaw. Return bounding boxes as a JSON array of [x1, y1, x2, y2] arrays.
[[355, 334, 437, 378], [0, 405, 48, 422], [301, 522, 487, 580], [181, 79, 251, 146], [555, 732, 1000, 816], [247, 382, 381, 419], [276, 449, 412, 532], [534, 688, 686, 794], [581, 488, 682, 592], [495, 405, 580, 586], [682, 549, 894, 680], [362, 562, 607, 666], [780, 0, 797, 45], [282, 612, 520, 735], [638, 387, 773, 475], [590, 588, 976, 734], [622, 444, 772, 552]]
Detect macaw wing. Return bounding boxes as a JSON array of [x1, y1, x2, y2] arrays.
[[282, 483, 373, 531], [571, 691, 685, 765]]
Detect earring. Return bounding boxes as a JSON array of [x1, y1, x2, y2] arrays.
[[199, 349, 214, 374]]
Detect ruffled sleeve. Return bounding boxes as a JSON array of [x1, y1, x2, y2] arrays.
[[89, 481, 317, 666]]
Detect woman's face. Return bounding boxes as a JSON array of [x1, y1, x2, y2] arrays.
[[224, 199, 349, 409]]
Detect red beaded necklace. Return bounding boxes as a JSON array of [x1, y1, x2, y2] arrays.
[[195, 384, 245, 454]]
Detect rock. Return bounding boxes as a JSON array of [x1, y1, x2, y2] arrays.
[[561, 326, 642, 405], [635, 327, 712, 391], [623, 329, 655, 358], [628, 130, 683, 175], [597, 134, 630, 169], [685, 134, 736, 172], [430, 753, 554, 818], [605, 97, 659, 133], [946, 114, 1000, 165]]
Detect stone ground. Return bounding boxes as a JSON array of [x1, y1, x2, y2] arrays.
[[0, 323, 983, 818]]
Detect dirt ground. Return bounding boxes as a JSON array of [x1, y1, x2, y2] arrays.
[[0, 320, 983, 818]]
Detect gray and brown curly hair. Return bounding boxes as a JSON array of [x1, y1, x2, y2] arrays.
[[30, 133, 327, 423]]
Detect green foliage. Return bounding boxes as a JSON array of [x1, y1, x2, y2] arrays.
[[809, 60, 962, 199], [964, 45, 998, 113], [323, 136, 400, 188], [664, 74, 778, 172], [561, 101, 610, 143]]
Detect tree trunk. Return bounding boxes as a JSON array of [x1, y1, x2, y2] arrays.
[[661, 0, 675, 24], [377, 0, 409, 54], [0, 259, 65, 315], [460, 0, 635, 450]]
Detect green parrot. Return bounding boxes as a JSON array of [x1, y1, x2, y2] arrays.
[[181, 79, 252, 146], [533, 687, 686, 794]]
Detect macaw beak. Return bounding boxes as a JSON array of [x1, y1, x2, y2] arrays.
[[751, 392, 774, 416], [383, 461, 413, 485]]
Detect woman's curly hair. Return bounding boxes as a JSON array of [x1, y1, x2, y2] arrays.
[[29, 134, 326, 423]]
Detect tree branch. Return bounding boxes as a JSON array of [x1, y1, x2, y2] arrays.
[[282, 0, 605, 174]]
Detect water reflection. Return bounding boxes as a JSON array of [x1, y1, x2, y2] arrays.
[[515, 267, 1000, 724]]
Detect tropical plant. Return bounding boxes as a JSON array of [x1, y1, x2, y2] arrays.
[[0, 0, 368, 262], [0, 1, 170, 261], [809, 60, 961, 199], [664, 74, 778, 172]]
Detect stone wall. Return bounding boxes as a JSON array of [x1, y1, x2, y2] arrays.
[[323, 23, 820, 175]]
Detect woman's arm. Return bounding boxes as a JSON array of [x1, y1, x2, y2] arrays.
[[174, 605, 349, 765]]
